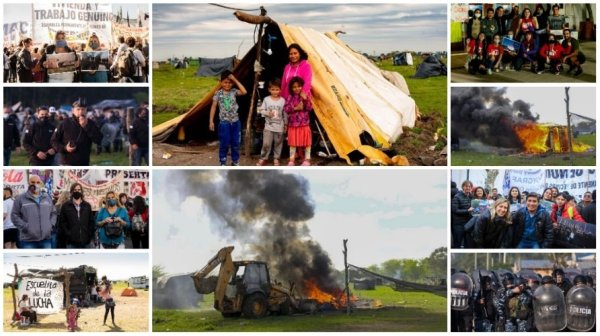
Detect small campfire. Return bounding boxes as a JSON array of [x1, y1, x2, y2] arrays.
[[514, 122, 592, 154]]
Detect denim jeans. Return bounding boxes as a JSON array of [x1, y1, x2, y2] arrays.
[[4, 147, 12, 166], [218, 120, 241, 164], [133, 147, 149, 166], [20, 239, 52, 249]]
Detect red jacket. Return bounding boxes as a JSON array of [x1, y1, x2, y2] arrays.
[[539, 43, 564, 60], [128, 208, 149, 223], [551, 203, 584, 223], [486, 44, 504, 57]]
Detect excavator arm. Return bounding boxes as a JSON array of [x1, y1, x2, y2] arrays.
[[191, 246, 235, 311]]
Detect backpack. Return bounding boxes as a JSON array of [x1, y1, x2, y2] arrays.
[[117, 48, 136, 78], [131, 213, 147, 233], [104, 220, 123, 238]]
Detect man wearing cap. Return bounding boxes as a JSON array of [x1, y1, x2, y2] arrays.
[[11, 174, 56, 249], [23, 106, 57, 166], [51, 99, 102, 166]]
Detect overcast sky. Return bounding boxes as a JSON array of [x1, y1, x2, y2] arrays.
[[4, 3, 148, 23], [4, 253, 148, 283], [153, 3, 447, 60], [153, 170, 447, 275]]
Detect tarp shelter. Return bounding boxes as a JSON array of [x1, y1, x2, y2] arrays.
[[413, 54, 447, 79], [91, 99, 138, 111], [196, 56, 236, 77], [173, 60, 187, 69], [153, 16, 417, 165], [120, 287, 138, 297], [393, 52, 413, 66]]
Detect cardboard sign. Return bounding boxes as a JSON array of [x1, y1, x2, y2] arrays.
[[17, 278, 64, 314], [554, 217, 595, 248], [501, 37, 520, 53], [79, 50, 109, 72], [471, 199, 489, 216]]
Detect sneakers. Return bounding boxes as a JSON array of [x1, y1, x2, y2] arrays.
[[494, 68, 500, 73], [232, 162, 239, 166], [574, 67, 583, 76], [537, 70, 544, 75], [487, 69, 492, 75], [287, 160, 295, 166], [301, 160, 311, 166]]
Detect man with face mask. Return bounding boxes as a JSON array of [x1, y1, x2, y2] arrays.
[[16, 37, 34, 83], [58, 183, 95, 248], [51, 99, 102, 165], [10, 175, 57, 249], [3, 105, 21, 166], [23, 106, 56, 166], [128, 106, 149, 166]]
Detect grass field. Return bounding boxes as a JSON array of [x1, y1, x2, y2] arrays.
[[6, 145, 135, 166], [152, 285, 446, 332], [152, 56, 447, 127], [452, 134, 596, 166]]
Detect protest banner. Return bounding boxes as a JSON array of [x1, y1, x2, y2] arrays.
[[17, 278, 64, 314], [32, 3, 112, 45], [450, 4, 469, 22], [4, 21, 31, 46], [79, 50, 109, 71], [3, 170, 29, 194], [554, 217, 596, 248]]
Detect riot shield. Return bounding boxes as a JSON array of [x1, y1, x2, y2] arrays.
[[533, 284, 567, 332], [451, 272, 473, 311], [566, 285, 596, 332]]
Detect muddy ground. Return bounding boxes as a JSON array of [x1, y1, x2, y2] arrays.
[[152, 115, 446, 166]]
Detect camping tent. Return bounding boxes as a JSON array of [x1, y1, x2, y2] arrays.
[[196, 56, 236, 77], [393, 52, 413, 66], [120, 287, 138, 297], [153, 16, 417, 165], [413, 54, 447, 79]]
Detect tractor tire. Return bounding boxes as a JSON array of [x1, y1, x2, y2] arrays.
[[221, 312, 241, 318], [242, 293, 268, 318]]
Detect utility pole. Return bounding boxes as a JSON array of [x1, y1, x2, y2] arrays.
[[343, 239, 350, 315], [565, 87, 574, 165]]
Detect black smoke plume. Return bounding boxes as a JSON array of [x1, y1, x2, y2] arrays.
[[451, 87, 539, 149], [169, 170, 340, 294]]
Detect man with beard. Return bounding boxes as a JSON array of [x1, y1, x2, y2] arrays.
[[474, 275, 501, 331], [553, 268, 573, 296], [23, 106, 57, 165], [51, 99, 102, 165], [128, 106, 149, 166], [561, 29, 586, 76], [504, 277, 533, 332], [11, 175, 56, 249], [58, 183, 95, 248]]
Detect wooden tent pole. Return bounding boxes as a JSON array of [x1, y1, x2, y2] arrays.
[[243, 6, 267, 156], [343, 239, 350, 315], [564, 87, 574, 165], [10, 264, 18, 321]]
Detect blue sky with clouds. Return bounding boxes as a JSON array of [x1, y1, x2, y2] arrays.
[[153, 170, 447, 274], [153, 3, 447, 60]]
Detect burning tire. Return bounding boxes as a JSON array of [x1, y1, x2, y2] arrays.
[[243, 293, 268, 318]]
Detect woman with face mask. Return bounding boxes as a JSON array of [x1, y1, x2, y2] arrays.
[[96, 191, 131, 249], [467, 9, 483, 40], [81, 33, 109, 83], [472, 198, 514, 248], [536, 33, 564, 74], [42, 30, 78, 82]]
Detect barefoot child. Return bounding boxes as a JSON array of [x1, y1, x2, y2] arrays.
[[209, 70, 247, 166], [284, 77, 312, 166], [257, 78, 286, 166]]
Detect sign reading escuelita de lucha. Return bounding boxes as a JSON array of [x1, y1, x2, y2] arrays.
[[17, 278, 64, 314]]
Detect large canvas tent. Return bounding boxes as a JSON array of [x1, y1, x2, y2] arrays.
[[153, 15, 418, 165]]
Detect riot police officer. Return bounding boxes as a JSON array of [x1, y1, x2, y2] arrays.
[[565, 275, 596, 332], [451, 271, 474, 332], [553, 268, 573, 296], [504, 277, 533, 332], [474, 275, 501, 331]]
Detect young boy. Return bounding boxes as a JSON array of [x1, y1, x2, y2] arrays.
[[257, 79, 286, 166], [209, 70, 247, 166]]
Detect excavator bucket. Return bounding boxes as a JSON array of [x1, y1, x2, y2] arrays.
[[192, 275, 219, 294]]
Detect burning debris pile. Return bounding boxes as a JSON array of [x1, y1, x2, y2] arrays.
[[170, 170, 350, 309], [451, 88, 593, 154]]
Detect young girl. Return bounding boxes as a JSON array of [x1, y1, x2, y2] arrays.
[[284, 77, 312, 166], [66, 302, 79, 332], [467, 32, 487, 75], [486, 34, 504, 74]]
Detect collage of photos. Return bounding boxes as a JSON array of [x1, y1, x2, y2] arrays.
[[0, 1, 598, 334]]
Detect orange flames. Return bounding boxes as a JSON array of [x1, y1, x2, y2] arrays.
[[303, 279, 356, 309], [514, 123, 592, 154]]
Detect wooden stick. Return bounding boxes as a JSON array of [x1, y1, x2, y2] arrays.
[[315, 121, 333, 158], [11, 264, 18, 321]]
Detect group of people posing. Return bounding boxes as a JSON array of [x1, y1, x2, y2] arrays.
[[209, 43, 315, 166], [3, 174, 149, 249], [451, 180, 595, 248], [465, 4, 586, 76], [4, 100, 149, 166], [5, 31, 148, 83], [451, 268, 595, 332]]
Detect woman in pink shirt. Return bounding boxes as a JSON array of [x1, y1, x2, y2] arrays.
[[281, 43, 312, 100]]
